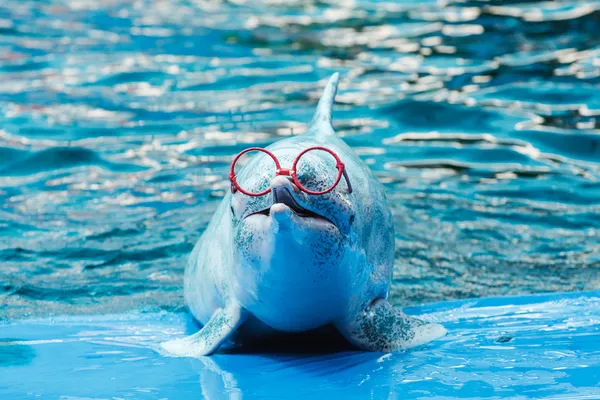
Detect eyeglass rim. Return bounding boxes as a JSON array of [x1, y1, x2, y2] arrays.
[[229, 146, 349, 196], [229, 147, 280, 197], [291, 146, 344, 195]]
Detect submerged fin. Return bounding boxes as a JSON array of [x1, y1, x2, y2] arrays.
[[309, 73, 340, 139], [336, 299, 446, 352], [160, 303, 247, 357]]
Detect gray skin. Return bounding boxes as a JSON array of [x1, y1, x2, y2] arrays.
[[161, 74, 446, 357]]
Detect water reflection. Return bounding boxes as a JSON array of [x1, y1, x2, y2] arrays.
[[1, 292, 599, 398], [181, 292, 600, 399]]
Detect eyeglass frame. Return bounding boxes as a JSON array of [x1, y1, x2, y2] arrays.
[[229, 146, 353, 196]]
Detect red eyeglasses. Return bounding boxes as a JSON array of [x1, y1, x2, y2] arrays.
[[229, 146, 353, 196]]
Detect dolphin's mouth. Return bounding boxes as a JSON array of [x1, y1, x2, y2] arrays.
[[248, 187, 335, 225], [252, 205, 328, 220]]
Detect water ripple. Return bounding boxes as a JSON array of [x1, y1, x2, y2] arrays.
[[0, 0, 599, 319]]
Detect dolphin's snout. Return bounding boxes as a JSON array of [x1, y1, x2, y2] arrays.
[[271, 176, 299, 207], [269, 175, 335, 225], [270, 175, 296, 191], [270, 177, 299, 224], [272, 186, 304, 213]]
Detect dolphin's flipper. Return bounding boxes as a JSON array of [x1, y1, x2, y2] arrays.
[[161, 303, 247, 357], [337, 299, 446, 352]]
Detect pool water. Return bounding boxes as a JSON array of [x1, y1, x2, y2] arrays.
[[0, 0, 599, 398]]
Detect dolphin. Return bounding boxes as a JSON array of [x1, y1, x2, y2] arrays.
[[161, 73, 446, 356]]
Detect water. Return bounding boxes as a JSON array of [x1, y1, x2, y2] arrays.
[[2, 0, 599, 320], [2, 292, 600, 398], [0, 0, 600, 400], [0, 0, 599, 397]]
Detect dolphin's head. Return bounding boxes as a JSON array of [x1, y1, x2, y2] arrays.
[[230, 142, 355, 238]]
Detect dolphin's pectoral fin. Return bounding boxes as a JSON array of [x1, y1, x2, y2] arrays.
[[160, 303, 247, 357], [337, 299, 446, 352]]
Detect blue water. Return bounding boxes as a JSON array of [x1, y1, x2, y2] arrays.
[[1, 0, 600, 398]]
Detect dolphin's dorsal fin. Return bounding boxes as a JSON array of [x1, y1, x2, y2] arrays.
[[309, 73, 339, 139]]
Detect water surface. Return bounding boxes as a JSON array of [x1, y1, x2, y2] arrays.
[[1, 0, 599, 320]]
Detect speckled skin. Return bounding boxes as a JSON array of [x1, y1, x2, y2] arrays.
[[162, 74, 446, 357]]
